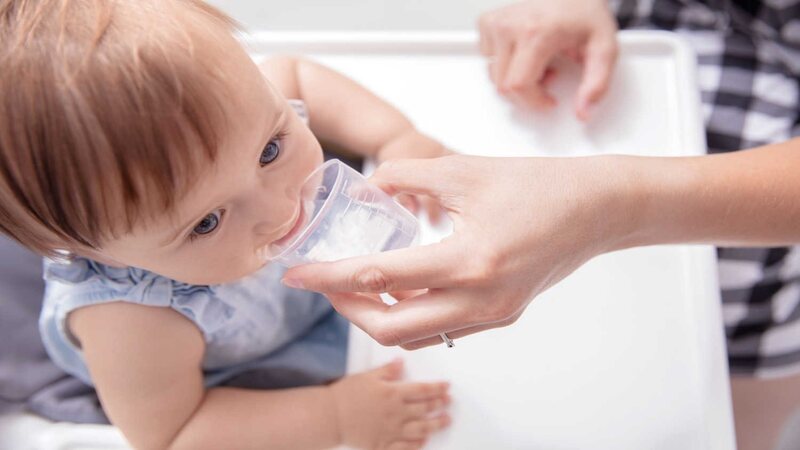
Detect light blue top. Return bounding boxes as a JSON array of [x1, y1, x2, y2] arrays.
[[38, 99, 347, 390], [39, 258, 348, 388]]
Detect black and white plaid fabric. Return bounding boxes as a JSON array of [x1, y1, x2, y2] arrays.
[[610, 0, 800, 377]]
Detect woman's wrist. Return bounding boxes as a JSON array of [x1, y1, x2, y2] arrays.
[[596, 139, 800, 252], [596, 154, 702, 252], [605, 150, 756, 252]]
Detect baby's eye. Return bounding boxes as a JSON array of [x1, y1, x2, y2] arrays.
[[192, 209, 223, 237], [260, 138, 281, 167]]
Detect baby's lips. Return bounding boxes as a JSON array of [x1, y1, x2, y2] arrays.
[[258, 243, 286, 264], [261, 243, 293, 265]]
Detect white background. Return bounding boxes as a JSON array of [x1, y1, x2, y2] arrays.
[[206, 0, 515, 31]]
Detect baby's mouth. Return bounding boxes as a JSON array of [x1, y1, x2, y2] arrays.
[[256, 206, 306, 263], [274, 206, 306, 247]]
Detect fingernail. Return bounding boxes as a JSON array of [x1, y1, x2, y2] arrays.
[[282, 278, 304, 289]]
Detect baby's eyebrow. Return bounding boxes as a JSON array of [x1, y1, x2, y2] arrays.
[[157, 104, 288, 248]]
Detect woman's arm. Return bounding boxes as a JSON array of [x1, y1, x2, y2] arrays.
[[618, 137, 800, 249], [282, 140, 800, 349], [70, 302, 339, 449]]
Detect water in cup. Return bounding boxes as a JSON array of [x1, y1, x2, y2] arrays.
[[270, 159, 419, 267]]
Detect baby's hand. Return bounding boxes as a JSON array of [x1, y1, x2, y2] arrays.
[[376, 130, 452, 225], [330, 359, 450, 450]]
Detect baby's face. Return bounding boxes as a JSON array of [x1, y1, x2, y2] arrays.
[[98, 46, 323, 284]]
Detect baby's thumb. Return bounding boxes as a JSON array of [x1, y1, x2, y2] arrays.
[[374, 358, 404, 381]]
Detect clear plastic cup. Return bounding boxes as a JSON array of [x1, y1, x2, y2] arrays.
[[269, 159, 420, 267]]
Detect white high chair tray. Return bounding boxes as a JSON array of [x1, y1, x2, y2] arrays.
[[249, 30, 735, 450]]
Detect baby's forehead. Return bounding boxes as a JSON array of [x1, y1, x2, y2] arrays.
[[116, 80, 282, 250], [0, 0, 247, 254]]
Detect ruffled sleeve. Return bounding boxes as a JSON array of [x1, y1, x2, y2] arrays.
[[43, 257, 173, 308], [39, 258, 177, 384]]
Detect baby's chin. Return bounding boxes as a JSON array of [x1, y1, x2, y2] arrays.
[[165, 260, 275, 286]]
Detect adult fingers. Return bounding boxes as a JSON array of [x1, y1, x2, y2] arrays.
[[282, 240, 462, 294], [422, 196, 444, 225], [541, 67, 558, 86], [323, 290, 485, 347], [395, 193, 419, 215], [389, 289, 428, 301], [399, 310, 524, 351], [575, 31, 618, 120], [478, 13, 495, 56], [501, 36, 558, 108], [489, 35, 515, 89]]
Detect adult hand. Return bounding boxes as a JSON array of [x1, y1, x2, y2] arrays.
[[282, 155, 633, 349], [478, 0, 618, 120]]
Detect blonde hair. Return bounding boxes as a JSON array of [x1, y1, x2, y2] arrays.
[[0, 0, 239, 256]]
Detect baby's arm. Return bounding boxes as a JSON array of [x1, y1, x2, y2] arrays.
[[259, 56, 448, 162], [261, 56, 450, 220], [70, 302, 450, 449], [70, 302, 339, 449]]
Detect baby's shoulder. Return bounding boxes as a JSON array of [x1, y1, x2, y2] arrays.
[[45, 256, 135, 285], [42, 257, 289, 310], [42, 257, 176, 309]]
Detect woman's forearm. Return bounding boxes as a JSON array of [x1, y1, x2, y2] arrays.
[[615, 138, 800, 249], [168, 386, 340, 450]]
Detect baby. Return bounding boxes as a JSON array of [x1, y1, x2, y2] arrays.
[[0, 0, 451, 448]]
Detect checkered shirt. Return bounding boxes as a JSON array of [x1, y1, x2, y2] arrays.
[[609, 0, 800, 377]]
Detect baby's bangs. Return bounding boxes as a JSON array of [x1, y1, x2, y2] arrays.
[[66, 35, 232, 245], [0, 0, 237, 254]]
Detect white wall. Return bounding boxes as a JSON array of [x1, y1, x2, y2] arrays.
[[206, 0, 516, 31]]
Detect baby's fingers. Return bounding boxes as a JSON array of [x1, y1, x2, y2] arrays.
[[402, 414, 451, 440], [405, 396, 451, 418], [399, 381, 450, 402], [369, 358, 405, 381]]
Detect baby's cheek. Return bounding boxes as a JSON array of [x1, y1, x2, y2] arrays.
[[175, 249, 250, 285]]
